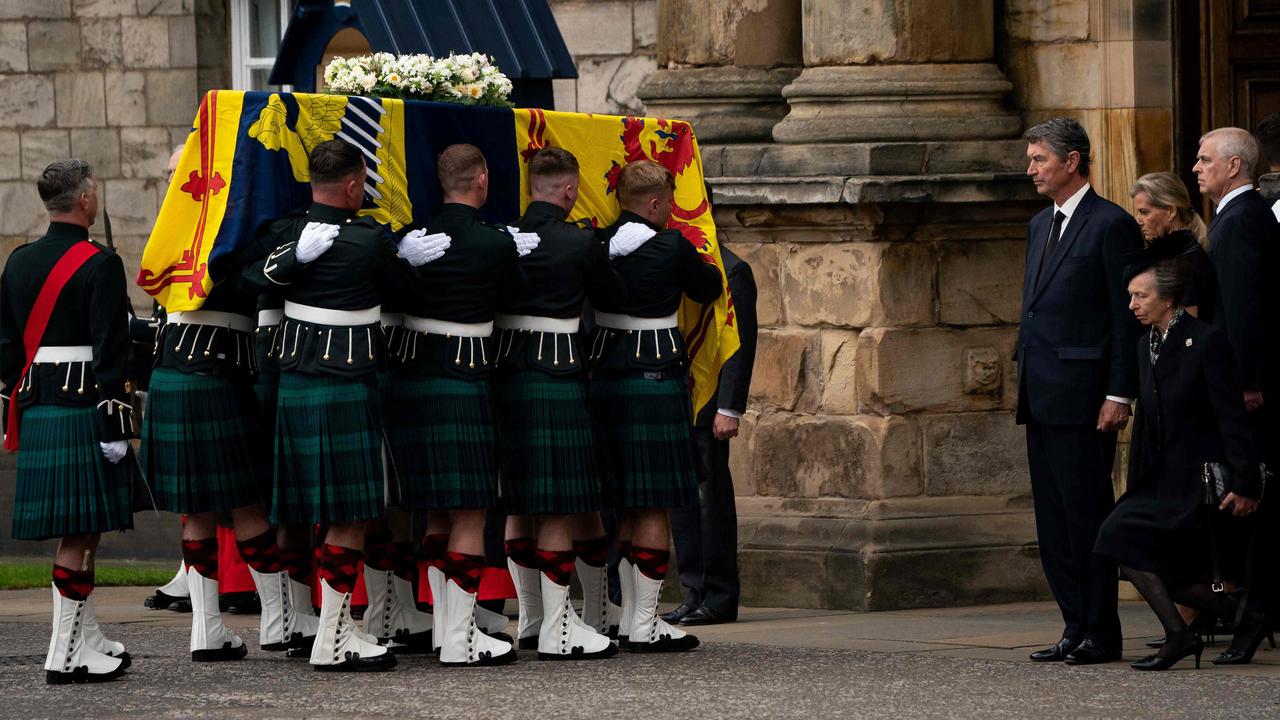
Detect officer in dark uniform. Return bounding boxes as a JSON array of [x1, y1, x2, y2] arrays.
[[589, 159, 722, 652], [262, 137, 446, 672], [496, 146, 625, 659], [142, 160, 319, 663], [1, 159, 136, 683], [389, 143, 522, 666]]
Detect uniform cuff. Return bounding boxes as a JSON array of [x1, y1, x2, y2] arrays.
[[1105, 395, 1134, 405], [716, 408, 743, 419]]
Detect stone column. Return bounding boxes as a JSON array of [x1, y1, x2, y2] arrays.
[[772, 0, 1020, 142], [637, 0, 802, 143]]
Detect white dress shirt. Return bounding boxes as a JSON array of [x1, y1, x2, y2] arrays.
[[1216, 184, 1254, 214]]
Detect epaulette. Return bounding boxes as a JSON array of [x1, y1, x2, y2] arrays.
[[87, 239, 115, 255]]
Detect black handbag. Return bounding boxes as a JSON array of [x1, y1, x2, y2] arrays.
[[1202, 462, 1269, 632], [1200, 461, 1270, 506]]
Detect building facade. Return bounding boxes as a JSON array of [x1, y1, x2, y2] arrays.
[[1, 0, 1277, 609]]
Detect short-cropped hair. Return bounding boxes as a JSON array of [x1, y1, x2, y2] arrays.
[[617, 160, 675, 207], [1024, 117, 1092, 178], [438, 144, 487, 195], [1201, 127, 1261, 181], [38, 159, 93, 214], [309, 139, 365, 185], [529, 146, 579, 181]]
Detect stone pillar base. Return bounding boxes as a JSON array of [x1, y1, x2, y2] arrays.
[[773, 63, 1021, 144], [734, 496, 1047, 610], [638, 66, 801, 144]]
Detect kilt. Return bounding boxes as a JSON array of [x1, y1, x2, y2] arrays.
[[590, 374, 698, 509], [254, 371, 279, 437], [388, 374, 497, 510], [12, 404, 135, 540], [494, 371, 601, 514], [377, 369, 400, 507], [142, 368, 269, 514], [272, 372, 385, 525]]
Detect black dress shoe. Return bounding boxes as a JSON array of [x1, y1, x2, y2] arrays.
[[221, 591, 260, 615], [1213, 611, 1271, 665], [144, 589, 188, 611], [661, 603, 697, 624], [1029, 637, 1079, 662], [1064, 639, 1121, 665], [681, 606, 735, 626]]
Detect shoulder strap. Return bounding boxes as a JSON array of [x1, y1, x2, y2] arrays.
[[4, 241, 100, 452]]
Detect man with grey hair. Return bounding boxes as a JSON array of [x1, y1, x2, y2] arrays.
[[1017, 117, 1142, 665], [1194, 126, 1279, 664], [1, 159, 138, 683]]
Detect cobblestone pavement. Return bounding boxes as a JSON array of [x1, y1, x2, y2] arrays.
[[0, 589, 1276, 719]]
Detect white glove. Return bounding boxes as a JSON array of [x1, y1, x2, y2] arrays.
[[608, 222, 657, 259], [296, 221, 341, 264], [506, 226, 541, 257], [100, 440, 128, 464], [398, 229, 451, 267]]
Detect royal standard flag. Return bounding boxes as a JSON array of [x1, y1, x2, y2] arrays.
[[139, 90, 739, 417]]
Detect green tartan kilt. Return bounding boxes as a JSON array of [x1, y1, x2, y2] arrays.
[[254, 370, 279, 438], [388, 374, 497, 510], [12, 404, 135, 540], [142, 368, 269, 514], [494, 371, 601, 515], [272, 372, 385, 525], [377, 369, 400, 507], [589, 374, 699, 509]]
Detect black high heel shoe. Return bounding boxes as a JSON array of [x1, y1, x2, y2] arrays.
[[1213, 612, 1272, 665], [1131, 635, 1204, 671]]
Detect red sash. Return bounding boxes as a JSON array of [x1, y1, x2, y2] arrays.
[[5, 241, 100, 452]]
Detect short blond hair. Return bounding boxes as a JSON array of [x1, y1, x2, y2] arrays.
[[1130, 171, 1208, 247], [617, 160, 675, 208]]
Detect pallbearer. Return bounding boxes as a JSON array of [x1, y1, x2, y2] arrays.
[[497, 147, 628, 660], [1, 160, 136, 683], [142, 152, 317, 661], [589, 160, 722, 652], [265, 138, 447, 671], [389, 143, 523, 666]]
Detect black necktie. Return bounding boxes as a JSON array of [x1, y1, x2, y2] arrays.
[[1036, 210, 1066, 290]]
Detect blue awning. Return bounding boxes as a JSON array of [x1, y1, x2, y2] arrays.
[[269, 0, 577, 91]]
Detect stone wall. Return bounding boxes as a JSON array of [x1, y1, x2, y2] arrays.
[[1000, 0, 1174, 211], [546, 0, 657, 114], [0, 0, 222, 313]]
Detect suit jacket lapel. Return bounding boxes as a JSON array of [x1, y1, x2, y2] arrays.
[[1031, 188, 1095, 304], [1024, 211, 1048, 302]]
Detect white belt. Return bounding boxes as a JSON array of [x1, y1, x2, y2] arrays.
[[403, 315, 493, 338], [594, 311, 678, 331], [284, 301, 380, 326], [168, 310, 253, 334], [33, 345, 92, 363], [380, 313, 404, 328], [495, 314, 579, 334], [257, 308, 283, 327]]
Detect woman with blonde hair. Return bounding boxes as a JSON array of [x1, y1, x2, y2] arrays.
[[1130, 172, 1217, 321]]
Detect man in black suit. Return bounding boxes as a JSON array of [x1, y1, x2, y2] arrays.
[[1195, 127, 1279, 643], [1017, 118, 1143, 665], [663, 245, 757, 626]]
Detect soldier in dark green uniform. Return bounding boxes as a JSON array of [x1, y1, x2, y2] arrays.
[[590, 160, 722, 653], [263, 138, 446, 672], [1, 159, 136, 683], [496, 147, 629, 659], [389, 143, 523, 666], [141, 161, 321, 663]]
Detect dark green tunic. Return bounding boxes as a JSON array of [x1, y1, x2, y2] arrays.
[[0, 222, 136, 539]]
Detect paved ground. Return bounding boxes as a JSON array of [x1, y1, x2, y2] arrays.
[[1, 588, 1277, 719]]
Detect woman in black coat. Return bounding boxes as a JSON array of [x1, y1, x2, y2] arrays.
[[1094, 252, 1262, 670]]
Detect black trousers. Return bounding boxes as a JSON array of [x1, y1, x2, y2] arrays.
[[1245, 406, 1278, 617], [1026, 421, 1122, 643], [670, 427, 740, 616]]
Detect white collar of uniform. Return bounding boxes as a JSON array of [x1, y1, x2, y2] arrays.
[[1053, 182, 1091, 220], [1216, 183, 1254, 213]]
